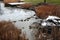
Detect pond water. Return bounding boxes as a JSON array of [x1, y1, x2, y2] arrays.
[[0, 2, 41, 40]]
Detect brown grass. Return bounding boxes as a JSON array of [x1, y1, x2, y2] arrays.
[[0, 21, 28, 40], [35, 4, 60, 19], [4, 0, 19, 3], [17, 3, 33, 9]]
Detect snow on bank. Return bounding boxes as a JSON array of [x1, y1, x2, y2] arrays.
[[46, 16, 60, 20], [41, 16, 60, 26]]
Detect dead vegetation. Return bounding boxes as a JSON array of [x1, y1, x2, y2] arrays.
[[4, 0, 20, 3], [29, 22, 60, 40], [0, 21, 28, 40], [35, 4, 60, 19], [17, 3, 33, 9]]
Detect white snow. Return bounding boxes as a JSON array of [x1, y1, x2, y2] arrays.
[[41, 22, 47, 26], [46, 16, 60, 20], [8, 2, 26, 5], [41, 16, 60, 26]]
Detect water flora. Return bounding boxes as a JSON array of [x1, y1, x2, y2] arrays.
[[0, 21, 27, 40]]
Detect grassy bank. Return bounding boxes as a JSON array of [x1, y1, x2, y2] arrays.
[[47, 0, 60, 5], [25, 0, 60, 5], [25, 0, 44, 5]]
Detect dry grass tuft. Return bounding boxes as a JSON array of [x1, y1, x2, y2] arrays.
[[35, 4, 60, 19], [0, 21, 28, 40]]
